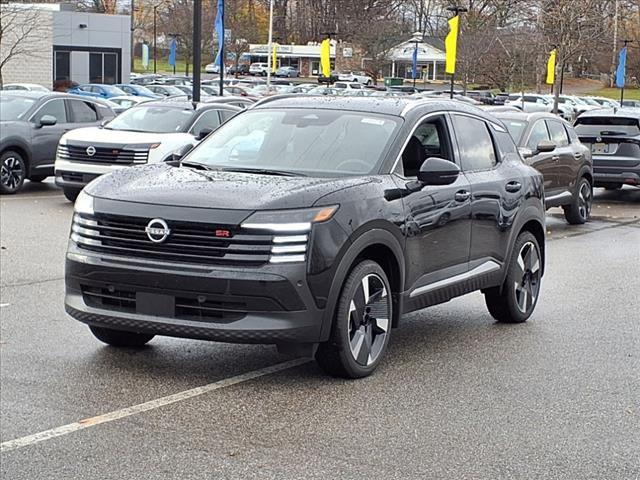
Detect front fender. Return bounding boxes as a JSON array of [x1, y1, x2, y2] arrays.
[[317, 226, 405, 341]]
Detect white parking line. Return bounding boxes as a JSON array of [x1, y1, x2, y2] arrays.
[[0, 358, 310, 454], [0, 194, 64, 201]]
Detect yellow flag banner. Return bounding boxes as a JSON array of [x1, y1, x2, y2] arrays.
[[272, 43, 278, 73], [546, 49, 556, 85], [320, 39, 331, 77], [445, 15, 459, 75]]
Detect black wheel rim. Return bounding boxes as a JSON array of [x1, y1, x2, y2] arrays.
[[1, 156, 24, 190], [348, 273, 390, 366], [514, 241, 541, 314], [578, 181, 592, 220]]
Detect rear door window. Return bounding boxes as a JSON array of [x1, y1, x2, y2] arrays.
[[190, 110, 221, 135], [69, 100, 99, 123], [452, 115, 497, 171]]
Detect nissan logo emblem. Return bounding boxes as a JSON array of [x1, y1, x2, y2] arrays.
[[86, 146, 96, 157], [145, 218, 171, 243]]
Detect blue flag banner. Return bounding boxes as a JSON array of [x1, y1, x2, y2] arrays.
[[412, 45, 418, 80], [168, 38, 177, 67], [213, 0, 224, 69], [615, 46, 627, 88]]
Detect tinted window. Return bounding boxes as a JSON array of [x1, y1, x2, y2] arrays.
[[69, 100, 98, 123], [402, 117, 449, 177], [491, 126, 518, 156], [33, 99, 67, 123], [502, 119, 527, 144], [565, 125, 579, 143], [546, 120, 569, 146], [526, 121, 550, 150], [190, 110, 221, 135], [452, 115, 496, 171]]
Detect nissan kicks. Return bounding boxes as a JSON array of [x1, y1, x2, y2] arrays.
[[65, 96, 546, 378]]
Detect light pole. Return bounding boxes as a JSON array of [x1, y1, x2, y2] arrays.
[[266, 0, 274, 90], [192, 0, 202, 102], [409, 31, 423, 89], [446, 5, 467, 99], [153, 3, 158, 74]]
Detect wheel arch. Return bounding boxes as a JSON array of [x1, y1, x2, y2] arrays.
[[1, 143, 31, 174], [318, 228, 405, 341]]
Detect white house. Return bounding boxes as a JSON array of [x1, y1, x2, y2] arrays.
[[387, 37, 447, 81]]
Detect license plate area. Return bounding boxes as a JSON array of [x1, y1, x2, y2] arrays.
[[136, 292, 175, 317], [591, 142, 617, 154]]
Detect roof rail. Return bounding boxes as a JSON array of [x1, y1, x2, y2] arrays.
[[252, 93, 304, 107]]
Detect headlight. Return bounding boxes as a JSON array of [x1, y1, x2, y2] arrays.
[[74, 189, 94, 216], [242, 206, 338, 233], [242, 206, 339, 264]]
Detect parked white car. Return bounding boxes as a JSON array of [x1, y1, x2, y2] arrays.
[[333, 81, 364, 90], [337, 71, 373, 85], [2, 83, 50, 92], [249, 63, 270, 76], [54, 101, 241, 201], [507, 94, 575, 121]]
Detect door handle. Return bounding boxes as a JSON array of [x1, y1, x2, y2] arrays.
[[505, 181, 522, 193], [454, 190, 470, 202], [574, 153, 583, 159], [551, 156, 560, 162]]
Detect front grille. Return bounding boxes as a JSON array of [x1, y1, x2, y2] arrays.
[[82, 285, 136, 313], [58, 144, 149, 165], [71, 213, 308, 266]]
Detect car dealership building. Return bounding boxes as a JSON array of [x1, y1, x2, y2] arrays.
[[0, 3, 131, 89]]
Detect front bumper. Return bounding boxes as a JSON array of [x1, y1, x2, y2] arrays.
[[54, 159, 128, 189], [65, 246, 326, 345]]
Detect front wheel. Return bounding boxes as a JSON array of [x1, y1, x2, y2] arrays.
[[63, 188, 81, 202], [1, 151, 26, 194], [484, 231, 542, 323], [563, 177, 592, 224], [89, 326, 154, 348], [316, 260, 392, 378]]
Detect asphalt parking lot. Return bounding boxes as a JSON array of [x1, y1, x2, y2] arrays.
[[1, 182, 639, 479]]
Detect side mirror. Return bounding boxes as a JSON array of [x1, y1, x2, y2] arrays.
[[417, 157, 460, 186], [195, 127, 213, 141], [171, 143, 194, 163], [100, 118, 110, 128], [536, 140, 556, 153], [37, 115, 57, 127]]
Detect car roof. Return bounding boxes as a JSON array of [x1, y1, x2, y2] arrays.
[[132, 100, 241, 112], [252, 95, 502, 121], [576, 107, 640, 119], [491, 111, 559, 122]]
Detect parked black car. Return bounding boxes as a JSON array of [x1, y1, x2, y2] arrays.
[[65, 97, 546, 378], [495, 111, 593, 224], [573, 108, 640, 190], [467, 90, 496, 105], [0, 92, 115, 194], [228, 64, 250, 75]]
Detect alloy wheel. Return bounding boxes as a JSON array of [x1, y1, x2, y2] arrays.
[[514, 241, 541, 314], [1, 156, 24, 191], [578, 181, 592, 220], [347, 273, 390, 366]]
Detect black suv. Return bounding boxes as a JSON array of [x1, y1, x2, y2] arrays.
[[495, 111, 593, 224], [65, 97, 546, 378]]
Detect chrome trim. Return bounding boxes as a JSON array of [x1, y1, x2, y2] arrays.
[[272, 235, 308, 244], [409, 260, 501, 298], [271, 244, 307, 254], [71, 232, 102, 247], [269, 254, 306, 264]]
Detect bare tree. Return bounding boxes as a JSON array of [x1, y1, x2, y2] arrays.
[[0, 4, 48, 86]]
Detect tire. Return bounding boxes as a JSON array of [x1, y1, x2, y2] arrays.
[[563, 177, 592, 225], [89, 325, 154, 348], [316, 260, 392, 379], [29, 175, 47, 183], [0, 151, 26, 194], [484, 231, 542, 324], [63, 188, 81, 202]]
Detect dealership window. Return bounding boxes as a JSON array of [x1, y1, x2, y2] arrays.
[[90, 52, 119, 84], [54, 51, 70, 81]]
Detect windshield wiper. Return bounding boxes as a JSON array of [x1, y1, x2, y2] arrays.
[[220, 167, 305, 177], [181, 161, 213, 170]]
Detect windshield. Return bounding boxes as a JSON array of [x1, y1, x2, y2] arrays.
[[105, 105, 194, 133], [183, 109, 401, 177], [0, 95, 36, 121], [157, 85, 184, 95], [500, 119, 527, 144]]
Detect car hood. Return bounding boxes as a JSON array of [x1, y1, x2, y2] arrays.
[[87, 163, 374, 210], [63, 127, 191, 145]]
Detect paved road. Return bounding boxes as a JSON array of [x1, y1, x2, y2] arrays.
[[1, 181, 639, 479]]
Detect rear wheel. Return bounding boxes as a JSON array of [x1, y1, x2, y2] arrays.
[[316, 260, 392, 378], [485, 231, 542, 323], [1, 151, 26, 194], [563, 177, 592, 224], [63, 188, 81, 202], [89, 326, 154, 348]]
